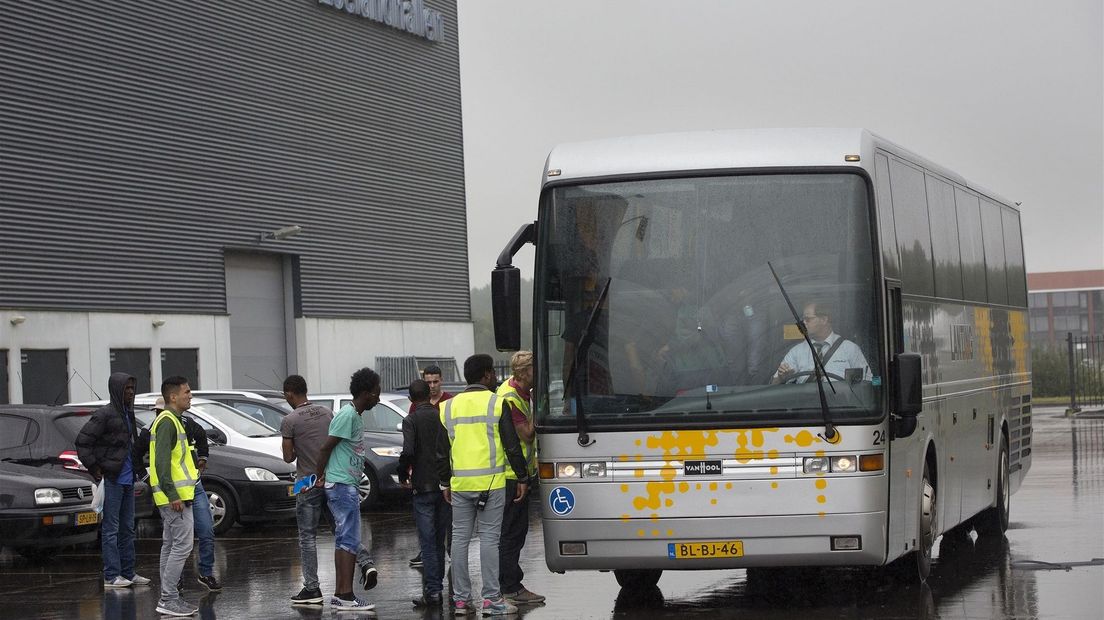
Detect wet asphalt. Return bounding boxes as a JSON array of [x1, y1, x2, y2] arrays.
[[1, 406, 1101, 619]]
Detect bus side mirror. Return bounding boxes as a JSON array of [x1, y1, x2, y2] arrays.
[[492, 266, 522, 351], [892, 353, 922, 416]]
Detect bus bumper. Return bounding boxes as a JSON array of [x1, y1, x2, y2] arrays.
[[542, 512, 887, 572]]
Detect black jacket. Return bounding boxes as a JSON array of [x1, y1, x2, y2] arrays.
[[74, 372, 141, 482], [399, 402, 449, 493]]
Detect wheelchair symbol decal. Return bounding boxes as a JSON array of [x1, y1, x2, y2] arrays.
[[549, 486, 575, 516]]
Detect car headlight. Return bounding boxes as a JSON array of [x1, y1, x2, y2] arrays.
[[244, 467, 279, 482], [370, 447, 402, 458], [556, 462, 580, 478], [581, 462, 607, 477], [35, 488, 63, 505]]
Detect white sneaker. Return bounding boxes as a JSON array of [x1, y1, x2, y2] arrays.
[[128, 574, 152, 586], [104, 576, 133, 588]]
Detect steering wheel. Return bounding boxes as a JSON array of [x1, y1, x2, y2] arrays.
[[781, 370, 846, 384]]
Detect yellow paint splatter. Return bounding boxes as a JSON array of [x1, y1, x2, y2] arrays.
[[770, 466, 778, 475], [695, 483, 701, 490], [618, 455, 630, 462], [664, 499, 673, 507], [620, 484, 629, 493], [815, 449, 825, 457], [632, 481, 676, 510], [710, 499, 718, 505], [771, 482, 778, 489], [767, 449, 779, 459], [650, 513, 659, 522], [725, 482, 732, 490], [634, 454, 643, 461], [784, 430, 820, 447], [815, 480, 827, 490], [634, 439, 642, 446], [666, 529, 674, 536], [818, 512, 826, 518], [634, 469, 644, 478], [637, 529, 645, 537], [816, 495, 826, 504], [621, 514, 631, 522], [651, 530, 660, 537], [678, 482, 689, 493], [708, 482, 718, 491]]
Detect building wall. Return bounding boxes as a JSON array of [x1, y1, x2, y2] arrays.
[[0, 0, 469, 321], [1026, 270, 1104, 348]]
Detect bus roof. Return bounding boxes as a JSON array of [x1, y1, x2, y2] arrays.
[[542, 128, 1018, 210]]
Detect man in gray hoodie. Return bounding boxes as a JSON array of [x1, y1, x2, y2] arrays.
[[75, 372, 152, 590]]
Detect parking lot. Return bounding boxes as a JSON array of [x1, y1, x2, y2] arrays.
[[0, 407, 1101, 619]]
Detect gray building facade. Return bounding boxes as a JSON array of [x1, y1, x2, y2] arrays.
[[1, 0, 473, 403]]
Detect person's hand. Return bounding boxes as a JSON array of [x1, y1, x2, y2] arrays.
[[314, 474, 326, 488], [514, 482, 528, 503], [198, 460, 207, 473], [400, 479, 411, 490], [442, 488, 452, 504], [170, 499, 184, 512], [773, 362, 795, 383]]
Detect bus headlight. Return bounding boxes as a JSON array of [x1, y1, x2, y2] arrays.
[[581, 462, 606, 478], [803, 457, 830, 474], [556, 463, 580, 478], [831, 456, 857, 473]]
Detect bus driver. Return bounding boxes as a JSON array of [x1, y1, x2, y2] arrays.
[[770, 301, 870, 384]]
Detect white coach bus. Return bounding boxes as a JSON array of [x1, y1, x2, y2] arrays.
[[491, 128, 1031, 587]]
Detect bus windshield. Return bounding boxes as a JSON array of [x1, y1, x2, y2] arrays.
[[536, 172, 883, 429]]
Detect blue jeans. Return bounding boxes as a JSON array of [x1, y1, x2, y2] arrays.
[[412, 490, 451, 597], [192, 481, 215, 577], [100, 478, 135, 581], [325, 483, 361, 556], [297, 486, 374, 590]]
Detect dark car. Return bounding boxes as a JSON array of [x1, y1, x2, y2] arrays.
[[0, 405, 154, 519], [129, 409, 298, 535], [0, 461, 101, 557]]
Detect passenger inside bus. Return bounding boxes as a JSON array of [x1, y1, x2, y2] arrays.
[[770, 300, 871, 384]]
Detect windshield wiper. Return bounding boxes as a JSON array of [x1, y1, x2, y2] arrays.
[[767, 262, 838, 442], [562, 277, 611, 448]]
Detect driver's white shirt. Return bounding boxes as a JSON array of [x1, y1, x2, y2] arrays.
[[775, 332, 871, 383]]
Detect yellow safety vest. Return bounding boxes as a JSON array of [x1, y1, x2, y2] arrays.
[[440, 389, 507, 492], [497, 378, 537, 480], [149, 410, 199, 506]]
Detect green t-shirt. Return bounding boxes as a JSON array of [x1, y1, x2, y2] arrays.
[[324, 404, 365, 486]]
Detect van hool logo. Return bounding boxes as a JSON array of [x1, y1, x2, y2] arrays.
[[319, 0, 446, 43]]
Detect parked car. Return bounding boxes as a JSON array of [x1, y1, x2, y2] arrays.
[[72, 397, 284, 460], [0, 405, 154, 518], [194, 443, 297, 534], [306, 393, 412, 507], [159, 390, 291, 429], [0, 461, 101, 557]]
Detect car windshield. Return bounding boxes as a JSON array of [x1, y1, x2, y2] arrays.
[[191, 402, 280, 437], [536, 173, 883, 429]]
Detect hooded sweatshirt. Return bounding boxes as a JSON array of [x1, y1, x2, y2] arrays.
[[75, 372, 140, 483]]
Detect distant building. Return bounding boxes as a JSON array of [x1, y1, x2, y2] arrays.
[[0, 1, 471, 404], [1026, 270, 1104, 348]]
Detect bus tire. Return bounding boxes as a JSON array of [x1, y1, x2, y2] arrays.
[[974, 436, 1010, 538], [914, 459, 936, 582], [614, 569, 662, 590]]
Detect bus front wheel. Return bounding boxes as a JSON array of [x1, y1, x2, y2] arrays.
[[614, 569, 662, 589], [973, 436, 1010, 537]]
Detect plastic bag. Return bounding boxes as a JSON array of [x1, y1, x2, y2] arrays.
[[91, 478, 105, 514]]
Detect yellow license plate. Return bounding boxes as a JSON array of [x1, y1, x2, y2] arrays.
[[287, 486, 295, 497], [667, 540, 744, 559], [76, 511, 99, 526]]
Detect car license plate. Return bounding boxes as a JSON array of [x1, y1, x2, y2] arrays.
[[667, 540, 744, 559], [76, 511, 99, 526], [287, 485, 295, 497]]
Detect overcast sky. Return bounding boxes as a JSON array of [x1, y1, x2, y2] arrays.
[[455, 0, 1103, 288]]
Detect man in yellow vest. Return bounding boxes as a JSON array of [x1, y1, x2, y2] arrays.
[[438, 354, 529, 616], [496, 351, 544, 605], [149, 376, 200, 617]]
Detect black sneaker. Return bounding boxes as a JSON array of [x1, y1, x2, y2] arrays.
[[409, 553, 423, 568], [413, 592, 443, 607], [359, 565, 378, 591], [290, 586, 324, 605], [197, 575, 222, 591]]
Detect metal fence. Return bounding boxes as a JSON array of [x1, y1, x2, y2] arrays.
[[375, 356, 460, 391], [1066, 333, 1104, 410]]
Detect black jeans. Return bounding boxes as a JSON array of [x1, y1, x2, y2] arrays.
[[498, 478, 529, 593]]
